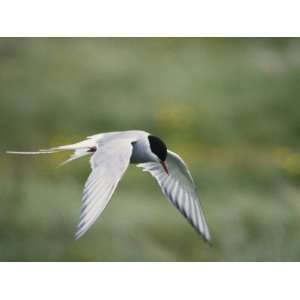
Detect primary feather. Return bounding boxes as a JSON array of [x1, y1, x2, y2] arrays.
[[138, 150, 211, 242], [75, 138, 135, 239]]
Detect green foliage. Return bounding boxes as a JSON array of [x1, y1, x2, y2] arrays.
[[1, 38, 300, 261]]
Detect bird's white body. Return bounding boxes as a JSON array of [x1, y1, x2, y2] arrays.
[[7, 130, 211, 243], [92, 130, 158, 163], [53, 130, 156, 165]]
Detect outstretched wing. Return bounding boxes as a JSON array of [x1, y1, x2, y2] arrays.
[[138, 150, 211, 242], [75, 139, 134, 239]]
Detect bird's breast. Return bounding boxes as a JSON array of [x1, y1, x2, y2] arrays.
[[130, 139, 153, 164]]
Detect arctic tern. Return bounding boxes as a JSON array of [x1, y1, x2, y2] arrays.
[[7, 130, 211, 242]]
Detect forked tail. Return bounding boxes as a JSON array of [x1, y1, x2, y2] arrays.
[[6, 139, 96, 166]]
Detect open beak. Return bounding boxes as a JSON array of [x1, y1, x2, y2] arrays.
[[160, 160, 169, 175]]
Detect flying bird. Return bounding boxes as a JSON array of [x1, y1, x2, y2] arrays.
[[7, 130, 211, 242]]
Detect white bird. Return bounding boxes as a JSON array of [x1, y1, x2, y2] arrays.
[[7, 130, 211, 242]]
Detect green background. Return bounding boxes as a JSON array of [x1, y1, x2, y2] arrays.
[[1, 38, 300, 261]]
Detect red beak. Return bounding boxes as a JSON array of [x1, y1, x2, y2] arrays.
[[160, 160, 169, 175]]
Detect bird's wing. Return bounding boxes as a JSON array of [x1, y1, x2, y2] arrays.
[[138, 150, 211, 242], [75, 138, 135, 239]]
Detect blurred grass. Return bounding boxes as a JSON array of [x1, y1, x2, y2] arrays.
[[1, 38, 300, 261]]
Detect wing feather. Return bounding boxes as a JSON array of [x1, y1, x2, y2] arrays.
[[75, 139, 134, 239], [138, 150, 211, 242]]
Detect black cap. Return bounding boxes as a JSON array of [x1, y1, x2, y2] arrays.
[[148, 135, 168, 161]]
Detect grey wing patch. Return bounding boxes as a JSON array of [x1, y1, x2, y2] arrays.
[[138, 151, 211, 242]]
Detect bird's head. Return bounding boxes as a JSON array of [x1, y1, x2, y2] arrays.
[[148, 135, 169, 174]]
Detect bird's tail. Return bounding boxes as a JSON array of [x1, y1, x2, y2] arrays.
[[6, 139, 96, 166], [6, 149, 61, 155]]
